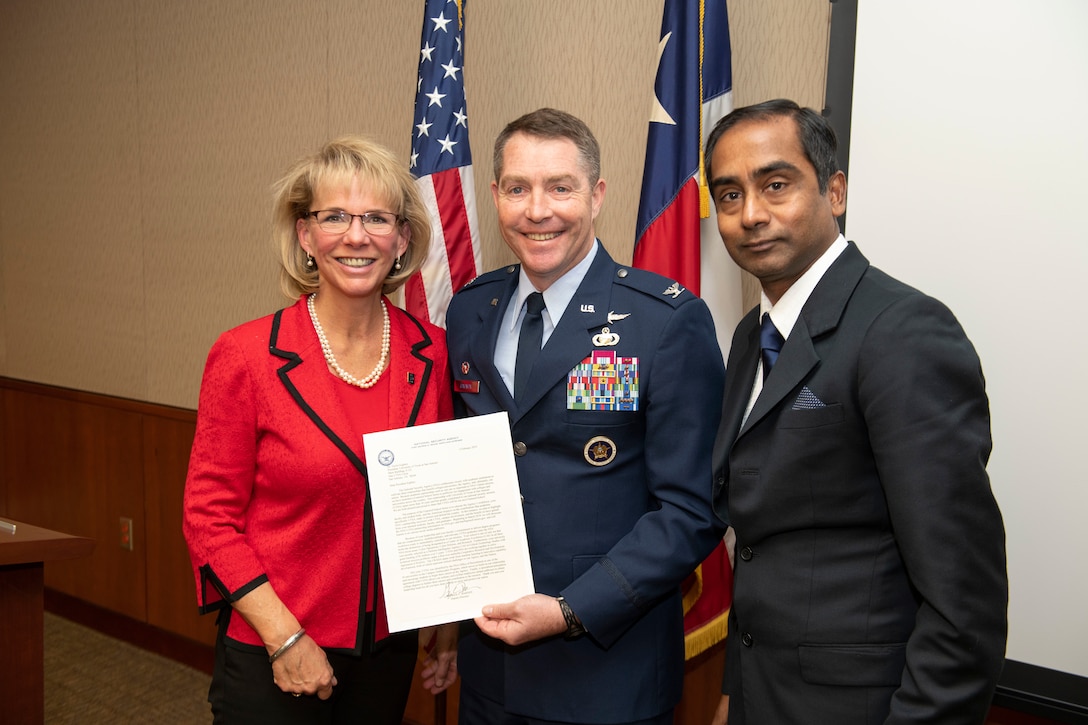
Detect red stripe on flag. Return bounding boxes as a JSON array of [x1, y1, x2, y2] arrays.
[[632, 178, 702, 295], [432, 168, 477, 292]]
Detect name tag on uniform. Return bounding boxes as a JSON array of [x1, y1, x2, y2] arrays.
[[455, 380, 480, 394], [566, 351, 639, 411]]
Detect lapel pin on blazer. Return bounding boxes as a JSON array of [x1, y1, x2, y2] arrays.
[[456, 362, 480, 394]]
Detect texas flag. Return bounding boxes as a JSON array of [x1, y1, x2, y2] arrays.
[[634, 0, 738, 660], [406, 0, 482, 328], [634, 0, 742, 359]]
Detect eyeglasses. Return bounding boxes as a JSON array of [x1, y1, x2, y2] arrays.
[[306, 209, 404, 236]]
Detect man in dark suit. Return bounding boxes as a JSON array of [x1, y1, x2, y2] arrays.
[[705, 98, 1007, 725], [445, 108, 726, 724]]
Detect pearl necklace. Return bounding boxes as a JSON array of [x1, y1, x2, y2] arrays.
[[307, 294, 390, 389]]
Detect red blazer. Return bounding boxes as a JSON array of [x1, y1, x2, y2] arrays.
[[183, 296, 453, 651]]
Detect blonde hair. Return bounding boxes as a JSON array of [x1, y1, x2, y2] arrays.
[[272, 136, 431, 300]]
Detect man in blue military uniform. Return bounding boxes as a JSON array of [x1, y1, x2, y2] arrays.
[[445, 107, 726, 725]]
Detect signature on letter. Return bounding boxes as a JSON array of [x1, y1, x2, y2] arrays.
[[441, 581, 478, 599]]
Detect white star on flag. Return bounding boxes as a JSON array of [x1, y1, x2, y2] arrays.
[[406, 0, 481, 329]]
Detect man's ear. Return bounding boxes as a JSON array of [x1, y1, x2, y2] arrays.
[[827, 170, 847, 217]]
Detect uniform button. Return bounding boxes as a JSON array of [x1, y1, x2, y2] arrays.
[[739, 546, 753, 561], [513, 441, 527, 456], [741, 632, 753, 647], [617, 268, 629, 278]]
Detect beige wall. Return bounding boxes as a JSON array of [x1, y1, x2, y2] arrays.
[[0, 0, 830, 409]]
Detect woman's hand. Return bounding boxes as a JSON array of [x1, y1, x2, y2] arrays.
[[418, 622, 459, 694], [270, 633, 338, 699], [231, 582, 337, 699]]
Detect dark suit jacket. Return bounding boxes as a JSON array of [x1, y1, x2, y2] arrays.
[[713, 243, 1007, 725], [183, 296, 452, 651], [446, 245, 726, 723]]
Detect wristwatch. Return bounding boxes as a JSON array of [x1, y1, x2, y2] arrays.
[[556, 596, 586, 640]]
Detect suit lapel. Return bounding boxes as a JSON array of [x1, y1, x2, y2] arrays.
[[386, 305, 437, 430], [270, 298, 367, 474], [717, 308, 760, 446], [466, 272, 519, 412], [740, 315, 819, 435], [734, 242, 871, 439]]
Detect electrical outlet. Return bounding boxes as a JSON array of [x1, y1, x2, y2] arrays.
[[119, 516, 134, 551]]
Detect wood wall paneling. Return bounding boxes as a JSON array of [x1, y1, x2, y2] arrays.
[[1, 388, 7, 509], [142, 414, 214, 646], [2, 384, 148, 619], [0, 379, 210, 647]]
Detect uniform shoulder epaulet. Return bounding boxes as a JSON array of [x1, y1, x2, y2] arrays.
[[612, 265, 694, 308], [459, 264, 518, 293]]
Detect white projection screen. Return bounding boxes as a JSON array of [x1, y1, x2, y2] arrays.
[[826, 1, 1088, 719]]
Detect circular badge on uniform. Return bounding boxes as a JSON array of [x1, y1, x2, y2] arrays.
[[583, 436, 617, 467]]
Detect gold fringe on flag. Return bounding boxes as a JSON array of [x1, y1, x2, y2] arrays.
[[698, 0, 711, 219]]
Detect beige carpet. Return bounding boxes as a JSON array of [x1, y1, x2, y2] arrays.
[[44, 612, 213, 724]]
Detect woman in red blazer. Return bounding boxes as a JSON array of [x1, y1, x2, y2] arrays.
[[183, 137, 456, 724]]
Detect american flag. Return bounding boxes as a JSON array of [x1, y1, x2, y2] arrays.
[[634, 0, 737, 660], [406, 0, 481, 328]]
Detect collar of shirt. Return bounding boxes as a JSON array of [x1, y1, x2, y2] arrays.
[[760, 234, 848, 337], [744, 234, 847, 425], [495, 241, 600, 395], [505, 239, 600, 345]]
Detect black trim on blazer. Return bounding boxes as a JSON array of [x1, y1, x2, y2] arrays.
[[197, 563, 269, 615], [403, 309, 435, 427], [266, 305, 437, 653], [269, 307, 375, 654]]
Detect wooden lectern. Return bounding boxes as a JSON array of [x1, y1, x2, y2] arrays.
[[0, 518, 95, 724]]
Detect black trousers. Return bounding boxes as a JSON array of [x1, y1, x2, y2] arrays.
[[208, 615, 417, 725], [458, 681, 675, 725]]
